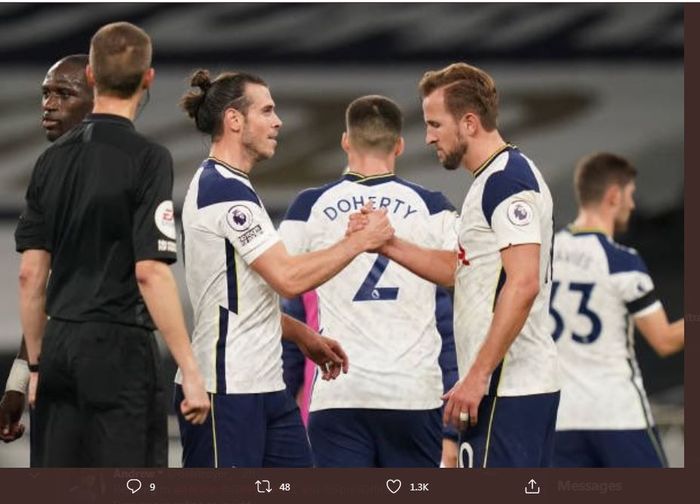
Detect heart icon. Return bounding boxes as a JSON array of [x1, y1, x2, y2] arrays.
[[386, 479, 401, 494]]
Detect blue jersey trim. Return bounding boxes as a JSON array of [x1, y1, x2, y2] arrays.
[[216, 307, 229, 394], [197, 160, 260, 209], [393, 177, 456, 215], [626, 290, 659, 315], [283, 179, 346, 222], [436, 287, 458, 441], [225, 241, 238, 314], [481, 149, 540, 226], [344, 172, 396, 186], [593, 234, 648, 275]]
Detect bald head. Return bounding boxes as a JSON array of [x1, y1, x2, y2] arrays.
[[42, 54, 93, 141]]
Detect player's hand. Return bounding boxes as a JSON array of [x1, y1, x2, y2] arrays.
[[299, 335, 349, 380], [441, 370, 488, 430], [179, 372, 211, 425], [354, 207, 394, 251], [346, 212, 369, 236], [28, 371, 38, 409], [345, 202, 373, 236], [0, 391, 26, 442]]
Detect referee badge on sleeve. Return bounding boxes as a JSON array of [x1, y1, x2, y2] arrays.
[[507, 200, 533, 226], [154, 200, 176, 239]]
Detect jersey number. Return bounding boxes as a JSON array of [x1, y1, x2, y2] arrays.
[[353, 255, 399, 301], [549, 281, 602, 344]]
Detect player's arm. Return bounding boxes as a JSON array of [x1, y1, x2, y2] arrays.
[[618, 251, 683, 357], [443, 243, 541, 429], [1, 338, 30, 441], [134, 259, 209, 424], [635, 309, 684, 357], [281, 313, 349, 379], [251, 209, 393, 298], [347, 206, 457, 287], [18, 250, 50, 406], [380, 237, 457, 287], [132, 146, 209, 424], [0, 335, 30, 441]]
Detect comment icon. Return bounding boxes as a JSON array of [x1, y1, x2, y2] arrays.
[[126, 478, 142, 494]]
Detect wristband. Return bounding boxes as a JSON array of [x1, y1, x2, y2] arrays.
[[5, 359, 30, 393], [28, 363, 39, 373]]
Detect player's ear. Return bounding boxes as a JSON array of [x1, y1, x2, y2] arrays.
[[341, 132, 350, 153], [85, 65, 95, 87], [141, 68, 155, 89], [224, 107, 243, 133], [604, 184, 621, 208], [394, 136, 405, 157], [461, 112, 478, 137]]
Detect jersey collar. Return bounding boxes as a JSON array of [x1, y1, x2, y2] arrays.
[[473, 143, 515, 179], [343, 171, 396, 186], [84, 113, 135, 129], [207, 157, 250, 179], [566, 224, 609, 237]]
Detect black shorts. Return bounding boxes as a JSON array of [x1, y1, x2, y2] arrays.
[[33, 319, 167, 467]]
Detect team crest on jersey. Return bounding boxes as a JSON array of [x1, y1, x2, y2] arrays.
[[226, 205, 253, 232], [154, 200, 176, 239], [507, 200, 533, 226]]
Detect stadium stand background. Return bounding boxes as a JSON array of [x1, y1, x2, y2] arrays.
[[0, 3, 684, 467]]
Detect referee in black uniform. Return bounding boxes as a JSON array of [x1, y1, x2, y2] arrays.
[[16, 21, 209, 467]]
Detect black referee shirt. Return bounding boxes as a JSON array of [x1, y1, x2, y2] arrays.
[[15, 113, 178, 330]]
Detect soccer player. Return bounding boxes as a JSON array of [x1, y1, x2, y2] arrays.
[[353, 63, 560, 467], [178, 71, 393, 467], [552, 152, 684, 467], [1, 54, 93, 446], [16, 22, 210, 467], [279, 95, 458, 467]]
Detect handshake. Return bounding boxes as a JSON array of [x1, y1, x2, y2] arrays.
[[345, 202, 395, 253]]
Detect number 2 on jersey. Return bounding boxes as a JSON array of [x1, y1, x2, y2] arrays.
[[353, 255, 399, 301], [549, 281, 602, 344]]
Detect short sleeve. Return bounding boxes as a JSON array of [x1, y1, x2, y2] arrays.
[[132, 145, 178, 263], [612, 253, 661, 318], [409, 188, 457, 250], [15, 152, 50, 253], [434, 208, 459, 250], [279, 220, 309, 255], [490, 190, 542, 250], [279, 192, 314, 255], [217, 200, 280, 264]]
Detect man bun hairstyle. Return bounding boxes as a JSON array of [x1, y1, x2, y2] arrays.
[[89, 22, 152, 99], [419, 62, 499, 131], [346, 95, 403, 154], [574, 152, 638, 207], [180, 68, 267, 140]]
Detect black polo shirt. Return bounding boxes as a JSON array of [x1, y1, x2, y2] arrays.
[[15, 113, 178, 329]]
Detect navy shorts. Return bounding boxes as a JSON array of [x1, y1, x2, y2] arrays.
[[554, 429, 668, 467], [308, 408, 442, 467], [174, 386, 312, 468], [458, 392, 560, 468]]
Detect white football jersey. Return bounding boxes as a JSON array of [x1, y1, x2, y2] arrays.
[[454, 145, 559, 396], [279, 171, 457, 411], [552, 227, 661, 430], [175, 158, 285, 394]]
